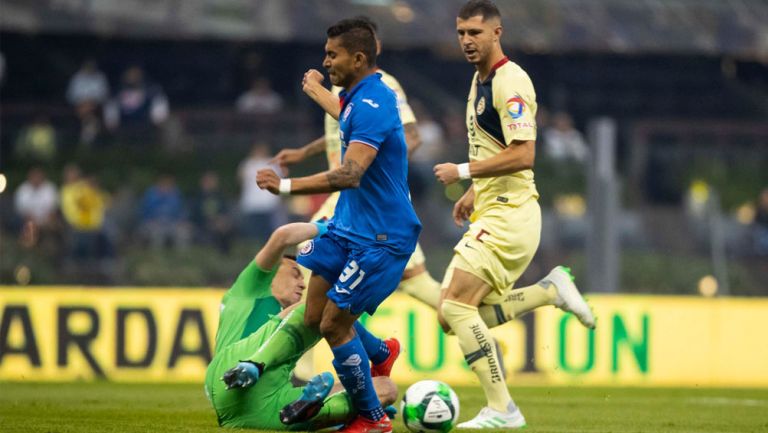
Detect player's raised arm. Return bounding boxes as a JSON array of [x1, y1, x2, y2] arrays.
[[257, 142, 377, 195], [254, 222, 325, 270], [302, 69, 341, 120], [271, 136, 327, 168]]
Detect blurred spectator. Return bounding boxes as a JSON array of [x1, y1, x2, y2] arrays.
[[409, 100, 445, 201], [14, 167, 59, 227], [105, 66, 169, 134], [15, 114, 57, 163], [191, 171, 233, 253], [139, 174, 191, 250], [412, 101, 445, 165], [105, 185, 138, 245], [543, 112, 589, 162], [238, 143, 286, 242], [536, 106, 551, 143], [14, 167, 61, 250], [236, 78, 284, 114], [60, 165, 115, 279], [67, 59, 109, 146], [754, 188, 768, 256], [441, 108, 468, 162], [442, 109, 465, 143]]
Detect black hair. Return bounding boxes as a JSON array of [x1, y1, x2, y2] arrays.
[[352, 15, 379, 33], [283, 254, 297, 261], [458, 0, 502, 21], [326, 18, 377, 67]]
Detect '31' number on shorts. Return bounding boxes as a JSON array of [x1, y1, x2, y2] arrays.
[[339, 260, 366, 290]]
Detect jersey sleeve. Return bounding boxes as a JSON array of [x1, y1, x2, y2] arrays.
[[380, 73, 417, 125], [348, 97, 391, 151], [494, 73, 537, 144], [228, 260, 278, 298]]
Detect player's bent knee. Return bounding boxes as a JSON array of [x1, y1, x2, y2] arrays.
[[441, 299, 476, 326], [436, 303, 451, 333], [319, 318, 346, 346]]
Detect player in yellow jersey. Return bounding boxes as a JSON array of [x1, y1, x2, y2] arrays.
[[432, 1, 596, 428]]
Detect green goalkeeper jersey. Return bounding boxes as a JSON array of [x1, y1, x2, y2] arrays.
[[213, 260, 281, 353], [205, 314, 305, 429], [205, 261, 304, 429]]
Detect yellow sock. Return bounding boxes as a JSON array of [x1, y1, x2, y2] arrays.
[[441, 299, 510, 412], [398, 271, 441, 309], [478, 282, 557, 328]]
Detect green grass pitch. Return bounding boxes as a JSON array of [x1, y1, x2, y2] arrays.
[[1, 383, 767, 432]]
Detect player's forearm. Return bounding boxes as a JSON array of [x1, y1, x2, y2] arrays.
[[404, 123, 422, 159], [461, 184, 475, 201], [288, 160, 364, 194], [254, 223, 318, 270], [467, 141, 535, 178], [303, 136, 327, 158], [305, 83, 341, 120], [275, 222, 320, 246]]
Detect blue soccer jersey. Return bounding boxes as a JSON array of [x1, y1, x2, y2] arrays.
[[331, 72, 421, 254]]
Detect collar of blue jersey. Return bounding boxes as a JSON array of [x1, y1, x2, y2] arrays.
[[339, 71, 383, 109]]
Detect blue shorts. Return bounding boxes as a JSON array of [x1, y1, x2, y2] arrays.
[[297, 231, 409, 315]]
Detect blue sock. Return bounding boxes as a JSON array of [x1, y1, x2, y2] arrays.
[[353, 321, 390, 365], [331, 336, 385, 421]]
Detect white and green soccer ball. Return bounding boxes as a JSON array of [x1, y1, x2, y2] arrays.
[[401, 380, 460, 433]]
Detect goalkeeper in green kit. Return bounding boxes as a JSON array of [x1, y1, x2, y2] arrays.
[[204, 221, 398, 430]]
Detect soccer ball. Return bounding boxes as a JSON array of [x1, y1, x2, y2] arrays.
[[401, 380, 460, 433]]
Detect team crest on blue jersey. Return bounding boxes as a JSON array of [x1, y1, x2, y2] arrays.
[[342, 102, 354, 122], [299, 240, 314, 256], [506, 96, 525, 119]]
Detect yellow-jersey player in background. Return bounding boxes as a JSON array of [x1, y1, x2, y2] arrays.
[[432, 1, 596, 429], [271, 16, 442, 383]]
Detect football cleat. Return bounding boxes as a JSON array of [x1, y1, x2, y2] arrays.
[[279, 372, 334, 424], [221, 361, 262, 390], [338, 414, 393, 433], [383, 405, 397, 420], [371, 338, 401, 377], [457, 405, 526, 429], [543, 266, 596, 329]]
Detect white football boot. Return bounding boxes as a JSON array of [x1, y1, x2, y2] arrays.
[[457, 405, 526, 429], [542, 266, 596, 329]]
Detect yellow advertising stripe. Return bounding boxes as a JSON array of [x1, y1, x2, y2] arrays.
[[1, 288, 768, 386], [0, 287, 223, 381]]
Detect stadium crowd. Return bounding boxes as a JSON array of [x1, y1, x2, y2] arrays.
[[1, 18, 766, 292]]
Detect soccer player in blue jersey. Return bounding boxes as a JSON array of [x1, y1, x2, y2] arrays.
[[256, 18, 421, 433]]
